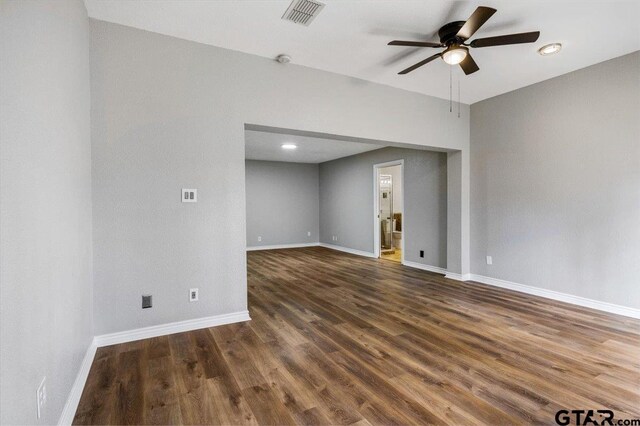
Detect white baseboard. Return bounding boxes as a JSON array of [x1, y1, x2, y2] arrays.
[[402, 260, 447, 275], [469, 274, 640, 319], [93, 310, 251, 347], [247, 242, 319, 251], [58, 311, 250, 424], [58, 341, 97, 425], [319, 243, 377, 258], [444, 272, 472, 281]]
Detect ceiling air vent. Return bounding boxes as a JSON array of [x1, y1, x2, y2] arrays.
[[282, 0, 325, 26]]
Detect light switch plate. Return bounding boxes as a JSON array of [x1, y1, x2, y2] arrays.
[[182, 188, 197, 203]]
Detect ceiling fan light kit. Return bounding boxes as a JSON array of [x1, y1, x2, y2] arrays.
[[388, 6, 541, 75], [442, 46, 468, 65]]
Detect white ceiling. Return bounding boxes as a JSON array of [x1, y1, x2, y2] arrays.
[[245, 130, 384, 163], [84, 1, 640, 104]]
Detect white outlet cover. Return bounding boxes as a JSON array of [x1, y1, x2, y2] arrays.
[[182, 188, 197, 203], [258, 236, 262, 242], [486, 256, 493, 265], [307, 231, 311, 236], [189, 288, 199, 302]]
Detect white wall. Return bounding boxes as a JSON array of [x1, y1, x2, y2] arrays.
[[320, 147, 447, 268], [246, 160, 319, 247], [0, 1, 93, 424], [90, 20, 470, 335], [471, 51, 640, 309]]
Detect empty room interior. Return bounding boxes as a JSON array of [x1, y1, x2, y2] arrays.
[[1, 1, 639, 425]]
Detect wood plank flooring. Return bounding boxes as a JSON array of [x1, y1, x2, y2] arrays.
[[380, 248, 401, 263], [74, 246, 640, 425]]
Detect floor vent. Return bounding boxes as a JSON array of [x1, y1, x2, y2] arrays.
[[282, 0, 325, 26]]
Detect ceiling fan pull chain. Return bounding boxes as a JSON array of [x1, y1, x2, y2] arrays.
[[449, 65, 452, 113], [457, 77, 460, 118]]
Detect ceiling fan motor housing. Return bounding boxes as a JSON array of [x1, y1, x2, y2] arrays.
[[438, 21, 466, 45]]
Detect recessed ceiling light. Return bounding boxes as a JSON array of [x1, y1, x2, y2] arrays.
[[538, 43, 562, 56], [281, 143, 297, 150]]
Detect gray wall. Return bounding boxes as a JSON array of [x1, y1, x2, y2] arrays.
[[246, 160, 319, 247], [320, 147, 447, 268], [471, 51, 640, 309], [90, 20, 469, 335], [0, 1, 93, 424]]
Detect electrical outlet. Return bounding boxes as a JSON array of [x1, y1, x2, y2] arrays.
[[419, 250, 424, 258], [142, 294, 152, 309], [36, 377, 46, 419], [486, 256, 493, 265], [189, 288, 199, 302], [307, 231, 311, 237], [258, 236, 262, 242]]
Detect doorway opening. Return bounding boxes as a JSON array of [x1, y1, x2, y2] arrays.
[[374, 160, 404, 263]]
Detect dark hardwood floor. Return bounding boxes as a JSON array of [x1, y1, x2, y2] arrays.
[[74, 246, 640, 425]]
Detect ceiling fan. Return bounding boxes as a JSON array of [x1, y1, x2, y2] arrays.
[[388, 6, 540, 75]]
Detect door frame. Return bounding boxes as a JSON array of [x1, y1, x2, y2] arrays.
[[373, 159, 405, 262]]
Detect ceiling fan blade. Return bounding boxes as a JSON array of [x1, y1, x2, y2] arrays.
[[398, 53, 441, 74], [457, 6, 497, 40], [459, 54, 479, 75], [388, 40, 443, 48], [470, 31, 540, 48]]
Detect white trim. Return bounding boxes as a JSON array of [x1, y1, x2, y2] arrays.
[[373, 159, 404, 261], [247, 242, 319, 251], [445, 272, 472, 281], [319, 243, 376, 258], [469, 274, 640, 319], [372, 159, 406, 169], [402, 260, 447, 275], [58, 341, 97, 425], [93, 310, 251, 347]]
